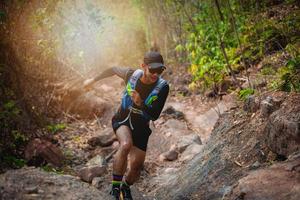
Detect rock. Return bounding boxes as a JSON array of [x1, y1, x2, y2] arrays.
[[88, 146, 114, 159], [174, 134, 202, 153], [205, 90, 218, 98], [177, 86, 191, 96], [159, 150, 178, 161], [92, 177, 104, 189], [164, 119, 187, 130], [263, 95, 300, 157], [220, 186, 233, 199], [164, 167, 179, 174], [154, 167, 179, 188], [249, 161, 261, 170], [228, 157, 300, 200], [0, 167, 108, 199], [243, 95, 259, 113], [88, 134, 116, 147], [260, 96, 281, 118], [180, 144, 203, 162], [66, 92, 112, 119], [25, 186, 38, 194], [288, 150, 300, 161], [86, 155, 105, 167], [78, 165, 107, 183], [163, 106, 185, 119], [25, 138, 65, 167]]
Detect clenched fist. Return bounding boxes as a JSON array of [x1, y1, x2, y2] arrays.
[[130, 90, 143, 106]]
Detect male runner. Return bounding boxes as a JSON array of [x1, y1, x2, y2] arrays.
[[84, 51, 169, 200]]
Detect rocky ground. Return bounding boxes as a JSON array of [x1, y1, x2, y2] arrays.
[[0, 67, 299, 200]]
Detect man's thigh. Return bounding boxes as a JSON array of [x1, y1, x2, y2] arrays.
[[115, 125, 132, 144]]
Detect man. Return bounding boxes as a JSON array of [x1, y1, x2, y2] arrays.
[[84, 51, 169, 200]]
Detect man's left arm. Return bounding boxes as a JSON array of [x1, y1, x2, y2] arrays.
[[138, 84, 169, 121]]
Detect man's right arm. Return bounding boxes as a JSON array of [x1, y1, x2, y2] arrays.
[[84, 67, 131, 88]]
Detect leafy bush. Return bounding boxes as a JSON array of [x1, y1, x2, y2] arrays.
[[2, 156, 26, 168], [47, 123, 66, 134], [183, 1, 245, 91], [273, 56, 300, 92], [239, 88, 255, 100], [261, 66, 276, 76]]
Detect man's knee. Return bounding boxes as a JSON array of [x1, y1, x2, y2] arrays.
[[116, 125, 133, 153], [119, 141, 133, 153]]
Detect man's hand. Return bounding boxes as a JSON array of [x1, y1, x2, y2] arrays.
[[131, 90, 143, 106], [83, 78, 95, 90]]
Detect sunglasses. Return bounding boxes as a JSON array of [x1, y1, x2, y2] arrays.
[[148, 67, 165, 75]]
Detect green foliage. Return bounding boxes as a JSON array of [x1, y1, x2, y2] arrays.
[[47, 123, 66, 134], [41, 164, 64, 174], [239, 88, 255, 100], [0, 99, 27, 154], [2, 155, 26, 168], [0, 62, 29, 169], [1, 100, 21, 117], [179, 0, 247, 91], [272, 56, 300, 92], [0, 9, 6, 23], [261, 66, 276, 76], [12, 130, 28, 145]]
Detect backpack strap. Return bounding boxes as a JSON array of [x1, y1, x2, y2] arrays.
[[145, 78, 168, 107], [126, 69, 143, 95]]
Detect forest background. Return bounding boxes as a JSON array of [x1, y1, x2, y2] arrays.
[[0, 0, 299, 170]]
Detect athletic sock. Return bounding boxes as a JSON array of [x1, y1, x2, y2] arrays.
[[112, 174, 123, 188]]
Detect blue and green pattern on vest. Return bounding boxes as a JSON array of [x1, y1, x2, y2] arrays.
[[121, 69, 167, 121]]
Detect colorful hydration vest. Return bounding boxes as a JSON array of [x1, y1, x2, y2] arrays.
[[120, 69, 167, 122]]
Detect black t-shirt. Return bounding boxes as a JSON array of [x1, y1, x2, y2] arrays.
[[94, 67, 169, 123]]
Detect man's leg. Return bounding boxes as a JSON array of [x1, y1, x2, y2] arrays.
[[118, 146, 145, 200], [111, 125, 132, 199], [125, 146, 146, 185], [113, 125, 133, 175]]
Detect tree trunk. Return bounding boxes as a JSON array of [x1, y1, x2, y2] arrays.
[[214, 0, 224, 21]]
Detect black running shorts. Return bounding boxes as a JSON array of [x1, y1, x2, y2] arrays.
[[112, 116, 152, 152]]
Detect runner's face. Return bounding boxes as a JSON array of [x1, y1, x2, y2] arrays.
[[146, 65, 164, 83]]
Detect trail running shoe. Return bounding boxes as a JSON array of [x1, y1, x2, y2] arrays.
[[110, 187, 121, 200], [120, 183, 133, 200]]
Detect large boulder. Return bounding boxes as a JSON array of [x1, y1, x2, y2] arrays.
[[88, 132, 117, 147], [159, 150, 178, 162], [0, 167, 108, 199], [78, 165, 107, 183], [163, 106, 185, 120], [227, 154, 300, 200], [172, 134, 202, 153], [67, 92, 111, 119], [263, 94, 300, 157], [25, 138, 65, 167], [179, 144, 203, 162]]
